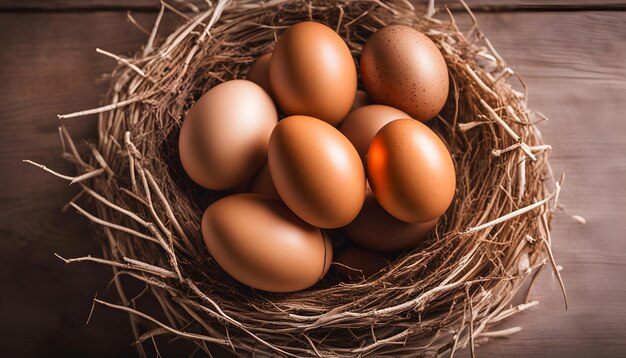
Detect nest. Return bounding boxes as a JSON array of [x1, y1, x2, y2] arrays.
[[38, 0, 567, 356]]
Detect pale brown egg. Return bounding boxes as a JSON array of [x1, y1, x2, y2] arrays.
[[350, 90, 372, 112], [179, 80, 277, 190], [246, 52, 273, 97], [270, 21, 357, 126], [202, 193, 332, 293], [360, 25, 449, 122], [268, 115, 366, 228], [345, 190, 438, 252], [335, 247, 391, 281], [367, 119, 456, 223], [339, 105, 409, 162], [248, 161, 280, 200]]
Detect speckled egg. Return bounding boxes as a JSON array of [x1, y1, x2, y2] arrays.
[[360, 25, 449, 122]]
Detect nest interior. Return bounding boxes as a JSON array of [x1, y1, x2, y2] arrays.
[[46, 0, 565, 356]]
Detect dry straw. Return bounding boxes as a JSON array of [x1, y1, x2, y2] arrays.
[[29, 0, 569, 356]]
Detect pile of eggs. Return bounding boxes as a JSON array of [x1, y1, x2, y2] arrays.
[[179, 22, 455, 293]]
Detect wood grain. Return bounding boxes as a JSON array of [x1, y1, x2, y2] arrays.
[[0, 5, 625, 358], [0, 11, 179, 357], [454, 11, 626, 358], [1, 0, 626, 11]]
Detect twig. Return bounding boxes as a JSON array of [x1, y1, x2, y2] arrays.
[[96, 48, 147, 78], [23, 160, 104, 184], [540, 231, 568, 310], [94, 299, 231, 345], [58, 95, 147, 120], [127, 11, 151, 35], [145, 2, 165, 56], [465, 191, 555, 234], [70, 202, 160, 244], [55, 253, 174, 278], [480, 98, 520, 142]]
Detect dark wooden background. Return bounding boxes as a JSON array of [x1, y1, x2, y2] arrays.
[[1, 0, 625, 357]]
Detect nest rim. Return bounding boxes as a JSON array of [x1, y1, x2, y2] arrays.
[[45, 0, 565, 356]]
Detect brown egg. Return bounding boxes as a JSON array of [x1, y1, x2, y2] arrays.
[[335, 247, 390, 281], [202, 193, 332, 293], [345, 190, 438, 252], [179, 80, 277, 190], [248, 161, 280, 200], [339, 105, 409, 162], [270, 21, 357, 126], [246, 52, 273, 97], [360, 25, 449, 122], [268, 115, 366, 228], [350, 90, 372, 111], [367, 119, 455, 223]]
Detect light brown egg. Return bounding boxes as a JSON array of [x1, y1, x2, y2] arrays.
[[270, 21, 357, 126], [360, 25, 449, 122], [339, 105, 409, 162], [246, 52, 273, 97], [268, 115, 366, 228], [248, 161, 280, 200], [179, 80, 277, 190], [350, 90, 372, 112], [345, 190, 438, 252], [335, 247, 391, 281], [367, 119, 456, 223], [202, 193, 332, 293]]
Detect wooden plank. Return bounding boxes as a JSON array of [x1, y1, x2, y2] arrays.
[[1, 0, 626, 11], [0, 0, 160, 10], [0, 7, 624, 358], [449, 0, 626, 10], [0, 11, 180, 357], [452, 11, 626, 357]]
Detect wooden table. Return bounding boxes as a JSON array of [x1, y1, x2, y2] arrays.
[[1, 1, 625, 356]]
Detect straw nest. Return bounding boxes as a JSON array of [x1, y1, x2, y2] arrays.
[[36, 0, 568, 356]]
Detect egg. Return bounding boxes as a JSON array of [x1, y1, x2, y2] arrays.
[[345, 190, 438, 252], [367, 119, 455, 223], [360, 25, 449, 122], [335, 247, 391, 281], [339, 105, 409, 162], [179, 80, 277, 190], [202, 193, 332, 293], [350, 90, 372, 111], [246, 52, 273, 97], [268, 115, 366, 228], [270, 21, 357, 126], [248, 161, 280, 199]]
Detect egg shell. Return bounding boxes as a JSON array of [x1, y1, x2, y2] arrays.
[[339, 105, 410, 162], [367, 119, 456, 223], [346, 189, 438, 252], [350, 90, 372, 112], [202, 193, 332, 293], [268, 115, 366, 228], [270, 21, 357, 126], [246, 52, 273, 97], [360, 25, 449, 122], [248, 161, 280, 200], [178, 80, 277, 190], [335, 247, 390, 281]]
